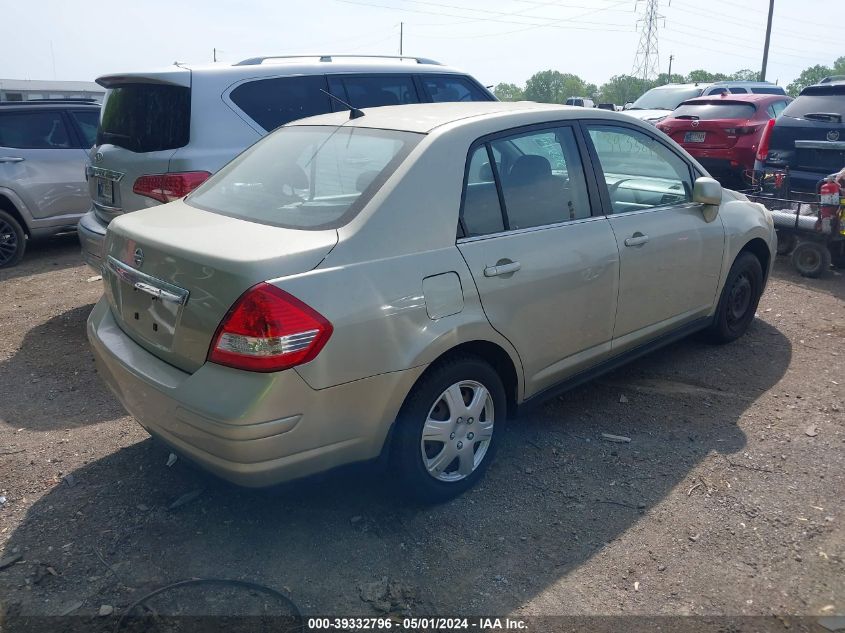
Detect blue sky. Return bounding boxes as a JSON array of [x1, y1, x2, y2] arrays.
[[4, 0, 839, 89]]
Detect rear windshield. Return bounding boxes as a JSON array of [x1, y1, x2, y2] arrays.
[[97, 83, 190, 152], [783, 91, 845, 118], [187, 125, 422, 230], [672, 102, 756, 120]]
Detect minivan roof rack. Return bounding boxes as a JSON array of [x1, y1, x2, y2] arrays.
[[0, 98, 99, 105], [234, 54, 443, 66]]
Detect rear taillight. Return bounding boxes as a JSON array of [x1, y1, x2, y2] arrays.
[[755, 118, 776, 161], [208, 283, 333, 373], [725, 124, 762, 135], [133, 171, 211, 203]]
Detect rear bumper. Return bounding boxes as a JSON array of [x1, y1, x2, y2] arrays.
[[77, 209, 107, 272], [685, 147, 754, 174], [87, 297, 423, 487]]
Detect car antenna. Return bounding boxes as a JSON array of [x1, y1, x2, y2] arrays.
[[319, 89, 364, 120]]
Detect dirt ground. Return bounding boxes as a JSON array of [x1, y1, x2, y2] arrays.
[[0, 235, 843, 628]]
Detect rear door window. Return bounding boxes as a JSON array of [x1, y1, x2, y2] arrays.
[[672, 103, 756, 120], [420, 75, 490, 102], [0, 110, 72, 149], [98, 83, 190, 152], [230, 75, 333, 132], [334, 75, 419, 108], [69, 110, 99, 147]]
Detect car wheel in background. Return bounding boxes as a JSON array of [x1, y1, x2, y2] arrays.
[[0, 210, 25, 269], [392, 356, 505, 503], [775, 232, 796, 256], [706, 251, 763, 344], [791, 240, 830, 278]]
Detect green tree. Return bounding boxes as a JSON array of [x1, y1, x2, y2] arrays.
[[730, 68, 759, 81], [493, 82, 525, 101], [787, 64, 833, 96], [523, 70, 590, 104], [655, 72, 685, 86], [685, 69, 728, 83], [597, 74, 654, 106], [787, 56, 845, 95]]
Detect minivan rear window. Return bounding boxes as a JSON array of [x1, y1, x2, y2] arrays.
[[97, 83, 190, 152], [672, 102, 756, 120], [187, 125, 422, 230]]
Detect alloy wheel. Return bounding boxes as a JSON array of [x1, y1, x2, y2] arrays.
[[0, 218, 19, 267], [420, 380, 494, 482]]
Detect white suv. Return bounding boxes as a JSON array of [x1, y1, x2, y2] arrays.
[[78, 54, 495, 270]]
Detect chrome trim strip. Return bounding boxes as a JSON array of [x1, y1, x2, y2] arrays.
[[795, 140, 845, 151], [106, 256, 189, 306], [457, 215, 603, 244]]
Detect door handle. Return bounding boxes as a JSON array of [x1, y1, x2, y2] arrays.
[[484, 261, 521, 277], [624, 233, 649, 247], [0, 156, 24, 163]]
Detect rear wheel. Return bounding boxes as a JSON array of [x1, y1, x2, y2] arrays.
[[0, 210, 25, 269], [791, 240, 830, 278], [705, 251, 763, 344], [392, 356, 505, 503]]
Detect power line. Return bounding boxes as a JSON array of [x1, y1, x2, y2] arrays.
[[334, 0, 633, 33], [632, 0, 662, 81]]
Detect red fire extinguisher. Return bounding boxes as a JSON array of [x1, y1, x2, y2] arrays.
[[818, 176, 841, 234]]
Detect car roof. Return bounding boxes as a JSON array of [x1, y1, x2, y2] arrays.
[[681, 93, 788, 105], [97, 56, 475, 88], [287, 101, 635, 134], [0, 100, 100, 109]]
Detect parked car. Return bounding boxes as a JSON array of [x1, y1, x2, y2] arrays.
[[597, 102, 616, 111], [565, 97, 594, 108], [625, 81, 787, 125], [87, 101, 776, 501], [655, 93, 792, 182], [0, 99, 99, 267], [757, 81, 845, 192], [78, 54, 496, 271]]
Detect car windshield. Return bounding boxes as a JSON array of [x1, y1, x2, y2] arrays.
[[672, 102, 756, 120], [631, 87, 703, 110], [187, 125, 422, 230]]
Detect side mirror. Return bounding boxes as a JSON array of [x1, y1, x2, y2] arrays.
[[693, 176, 721, 222], [623, 102, 634, 110]]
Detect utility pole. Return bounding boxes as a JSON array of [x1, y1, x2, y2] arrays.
[[632, 0, 663, 82], [667, 54, 674, 84], [213, 48, 217, 63], [760, 0, 774, 81], [400, 22, 404, 56]]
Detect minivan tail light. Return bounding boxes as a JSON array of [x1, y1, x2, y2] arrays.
[[756, 118, 776, 161], [133, 171, 211, 203], [208, 283, 333, 373]]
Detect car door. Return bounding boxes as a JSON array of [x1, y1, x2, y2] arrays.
[[0, 109, 90, 219], [456, 124, 620, 397], [583, 123, 725, 351]]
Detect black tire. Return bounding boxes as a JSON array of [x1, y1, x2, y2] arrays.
[[791, 240, 831, 278], [392, 355, 506, 503], [705, 251, 763, 344], [775, 232, 796, 256], [0, 209, 25, 269]]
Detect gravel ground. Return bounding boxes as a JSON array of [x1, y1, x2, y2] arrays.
[[0, 235, 842, 628]]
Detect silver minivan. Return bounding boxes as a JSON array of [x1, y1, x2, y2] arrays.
[[78, 55, 495, 270]]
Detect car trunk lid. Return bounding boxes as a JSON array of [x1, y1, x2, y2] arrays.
[[87, 69, 193, 224], [102, 200, 338, 373]]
